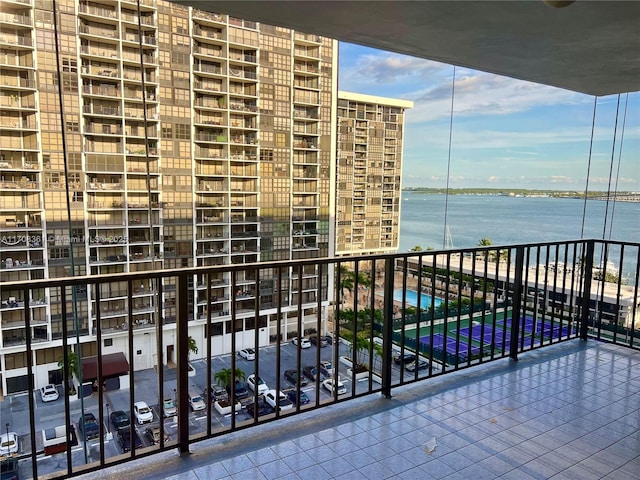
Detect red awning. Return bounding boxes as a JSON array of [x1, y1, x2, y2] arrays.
[[81, 352, 129, 381]]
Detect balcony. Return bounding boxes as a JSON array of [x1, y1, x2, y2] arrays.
[[0, 239, 638, 479]]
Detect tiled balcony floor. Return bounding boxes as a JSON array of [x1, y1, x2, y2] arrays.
[[78, 339, 640, 480]]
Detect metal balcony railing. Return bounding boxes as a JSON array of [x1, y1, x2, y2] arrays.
[[0, 239, 638, 479]]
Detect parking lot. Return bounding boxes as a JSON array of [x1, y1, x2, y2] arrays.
[[1, 338, 434, 478]]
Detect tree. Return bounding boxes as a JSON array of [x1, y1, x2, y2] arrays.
[[341, 330, 372, 367], [57, 349, 80, 394], [477, 237, 493, 247], [410, 245, 423, 252], [214, 367, 246, 388], [338, 264, 354, 297], [337, 265, 371, 298], [187, 335, 198, 360]]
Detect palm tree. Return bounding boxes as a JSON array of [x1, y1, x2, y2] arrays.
[[338, 264, 355, 298], [214, 367, 246, 389], [57, 349, 80, 394], [477, 237, 493, 247], [187, 335, 198, 360]]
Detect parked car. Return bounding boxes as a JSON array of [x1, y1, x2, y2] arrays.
[[405, 359, 429, 372], [309, 335, 328, 347], [322, 334, 335, 345], [226, 380, 249, 399], [302, 365, 322, 382], [319, 360, 334, 376], [291, 337, 311, 349], [210, 385, 229, 403], [247, 374, 269, 394], [286, 389, 310, 406], [0, 432, 18, 456], [264, 390, 294, 411], [109, 410, 130, 432], [393, 352, 417, 365], [39, 384, 59, 403], [0, 457, 19, 480], [245, 400, 274, 417], [117, 428, 143, 453], [145, 426, 163, 445], [322, 378, 347, 395], [284, 369, 308, 387], [188, 390, 206, 411], [238, 348, 256, 361], [78, 413, 100, 441], [162, 398, 177, 417], [133, 401, 154, 424]]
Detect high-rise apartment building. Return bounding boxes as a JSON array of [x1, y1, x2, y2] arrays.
[[336, 92, 412, 256], [0, 1, 411, 393]]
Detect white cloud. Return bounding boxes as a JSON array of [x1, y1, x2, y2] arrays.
[[408, 72, 585, 123], [339, 50, 448, 88]]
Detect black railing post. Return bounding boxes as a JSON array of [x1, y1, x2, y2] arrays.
[[509, 247, 525, 361], [381, 257, 395, 398], [579, 240, 595, 340], [176, 271, 190, 455]]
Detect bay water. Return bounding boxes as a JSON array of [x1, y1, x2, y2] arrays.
[[399, 194, 639, 283], [399, 194, 638, 251]]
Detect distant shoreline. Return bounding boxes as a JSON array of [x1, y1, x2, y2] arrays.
[[403, 188, 640, 202]]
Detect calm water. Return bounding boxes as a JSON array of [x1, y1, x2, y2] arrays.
[[399, 194, 639, 282], [394, 289, 444, 309], [399, 194, 638, 251]]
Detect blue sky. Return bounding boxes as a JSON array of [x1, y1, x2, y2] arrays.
[[338, 43, 640, 191]]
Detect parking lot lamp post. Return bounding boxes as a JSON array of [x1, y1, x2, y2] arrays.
[[106, 404, 110, 432], [5, 423, 8, 439]]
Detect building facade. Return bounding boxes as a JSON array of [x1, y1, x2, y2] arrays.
[[0, 0, 341, 393], [335, 92, 412, 256]]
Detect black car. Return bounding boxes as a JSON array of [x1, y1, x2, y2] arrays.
[[245, 400, 274, 417], [226, 380, 249, 399], [393, 353, 417, 365], [109, 410, 130, 432], [78, 413, 100, 440], [302, 365, 322, 382], [309, 335, 328, 347], [117, 428, 143, 453], [405, 359, 429, 372], [286, 389, 310, 406], [284, 369, 309, 387], [1, 457, 19, 480]]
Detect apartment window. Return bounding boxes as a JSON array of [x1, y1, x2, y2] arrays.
[[62, 57, 77, 73], [175, 124, 190, 140], [162, 125, 173, 138], [104, 339, 113, 347], [65, 121, 79, 133]]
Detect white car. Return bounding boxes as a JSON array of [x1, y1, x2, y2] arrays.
[[264, 389, 294, 411], [0, 431, 18, 456], [291, 337, 311, 349], [247, 374, 269, 394], [133, 401, 154, 424], [162, 398, 177, 417], [40, 384, 60, 402], [238, 348, 256, 361], [319, 360, 334, 376], [188, 391, 206, 411], [322, 378, 346, 395]]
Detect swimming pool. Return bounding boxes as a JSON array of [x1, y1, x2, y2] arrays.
[[393, 289, 444, 310]]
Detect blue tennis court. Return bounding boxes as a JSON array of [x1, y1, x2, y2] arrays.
[[459, 324, 509, 347], [419, 333, 480, 356]]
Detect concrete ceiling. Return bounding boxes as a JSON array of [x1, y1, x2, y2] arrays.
[[175, 0, 640, 96]]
